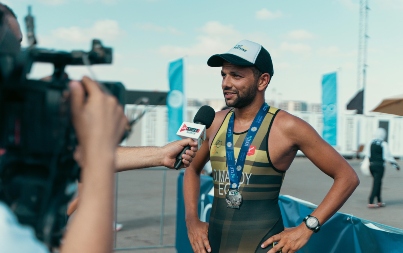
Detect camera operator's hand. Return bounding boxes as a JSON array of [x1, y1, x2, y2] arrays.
[[70, 76, 128, 165], [61, 76, 127, 253]]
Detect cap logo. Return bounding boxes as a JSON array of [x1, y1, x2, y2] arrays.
[[233, 44, 247, 52]]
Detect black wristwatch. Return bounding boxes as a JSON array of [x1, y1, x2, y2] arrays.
[[303, 215, 321, 233]]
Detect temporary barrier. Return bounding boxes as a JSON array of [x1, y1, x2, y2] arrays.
[[176, 172, 403, 253]]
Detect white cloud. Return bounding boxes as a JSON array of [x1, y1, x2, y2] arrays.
[[317, 47, 356, 59], [200, 21, 239, 36], [50, 20, 125, 44], [375, 0, 403, 9], [159, 36, 231, 57], [337, 0, 358, 11], [156, 21, 276, 61], [101, 0, 118, 4], [38, 0, 67, 5], [28, 0, 119, 5], [317, 46, 341, 57], [82, 0, 119, 4], [287, 30, 314, 40], [158, 21, 242, 57], [280, 42, 311, 54], [275, 62, 291, 71], [1, 0, 12, 5], [134, 23, 181, 35], [255, 9, 282, 20]]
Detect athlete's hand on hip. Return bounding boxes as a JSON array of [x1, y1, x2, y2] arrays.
[[186, 218, 211, 253], [261, 226, 312, 253]]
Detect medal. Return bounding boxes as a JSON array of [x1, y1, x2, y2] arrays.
[[225, 103, 269, 210], [226, 189, 242, 209]]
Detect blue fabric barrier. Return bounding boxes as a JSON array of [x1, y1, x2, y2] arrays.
[[176, 171, 403, 253], [176, 171, 214, 253]]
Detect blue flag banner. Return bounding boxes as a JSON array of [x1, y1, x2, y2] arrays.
[[321, 72, 337, 146], [167, 58, 185, 142]]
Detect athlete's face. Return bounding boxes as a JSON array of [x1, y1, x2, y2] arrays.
[[221, 63, 258, 108]]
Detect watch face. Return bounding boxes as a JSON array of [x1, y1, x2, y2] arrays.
[[306, 217, 319, 228]]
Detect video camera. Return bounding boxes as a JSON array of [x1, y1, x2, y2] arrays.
[[0, 7, 125, 250]]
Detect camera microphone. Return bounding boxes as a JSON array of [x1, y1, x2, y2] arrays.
[[173, 105, 215, 170]]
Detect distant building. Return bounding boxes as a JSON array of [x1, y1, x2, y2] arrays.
[[309, 103, 322, 113], [278, 100, 308, 112], [187, 98, 226, 112], [123, 101, 403, 159], [187, 98, 206, 108], [206, 99, 226, 111]]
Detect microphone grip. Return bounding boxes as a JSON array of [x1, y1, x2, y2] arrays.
[[174, 145, 190, 170]]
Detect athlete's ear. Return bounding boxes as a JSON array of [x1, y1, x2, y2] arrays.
[[258, 73, 270, 91]]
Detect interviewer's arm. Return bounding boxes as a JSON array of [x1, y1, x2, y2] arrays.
[[61, 77, 127, 253], [66, 140, 199, 216], [116, 139, 198, 172]]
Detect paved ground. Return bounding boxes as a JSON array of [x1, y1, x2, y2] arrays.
[[113, 158, 403, 252]]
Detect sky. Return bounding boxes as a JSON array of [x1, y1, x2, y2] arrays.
[[5, 0, 403, 114]]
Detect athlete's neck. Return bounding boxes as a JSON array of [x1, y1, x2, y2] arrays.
[[233, 101, 265, 132]]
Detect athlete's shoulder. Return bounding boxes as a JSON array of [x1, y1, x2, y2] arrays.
[[206, 109, 231, 138], [273, 109, 302, 125], [272, 110, 315, 136], [214, 108, 232, 124]]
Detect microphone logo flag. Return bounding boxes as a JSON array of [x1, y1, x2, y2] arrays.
[[176, 122, 206, 148], [180, 124, 200, 133]]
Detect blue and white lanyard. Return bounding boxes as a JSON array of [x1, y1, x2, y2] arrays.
[[225, 103, 269, 190]]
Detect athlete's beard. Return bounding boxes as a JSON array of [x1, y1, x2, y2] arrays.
[[225, 81, 258, 108]]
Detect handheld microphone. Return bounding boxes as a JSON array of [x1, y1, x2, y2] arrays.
[[174, 105, 215, 170]]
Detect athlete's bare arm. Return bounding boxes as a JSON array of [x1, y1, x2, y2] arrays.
[[263, 111, 360, 253], [183, 139, 211, 253]]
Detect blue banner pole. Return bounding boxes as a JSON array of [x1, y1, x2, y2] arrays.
[[167, 58, 185, 142], [321, 72, 338, 146]]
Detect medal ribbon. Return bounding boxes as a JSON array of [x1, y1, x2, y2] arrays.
[[225, 103, 269, 190]]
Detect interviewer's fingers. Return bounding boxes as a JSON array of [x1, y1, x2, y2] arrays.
[[185, 148, 196, 158], [178, 138, 198, 149], [181, 153, 193, 167]]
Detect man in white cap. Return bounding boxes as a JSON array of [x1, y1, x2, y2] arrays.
[[183, 39, 360, 253]]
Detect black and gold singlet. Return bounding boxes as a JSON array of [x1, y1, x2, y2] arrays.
[[208, 106, 285, 253]]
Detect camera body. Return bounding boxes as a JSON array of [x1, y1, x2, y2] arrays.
[[0, 39, 125, 248]]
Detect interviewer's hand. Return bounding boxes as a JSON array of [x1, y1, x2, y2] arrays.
[[70, 76, 128, 165], [161, 138, 198, 169], [186, 218, 211, 253]]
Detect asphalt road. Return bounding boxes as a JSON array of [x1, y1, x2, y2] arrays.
[[113, 158, 403, 253]]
